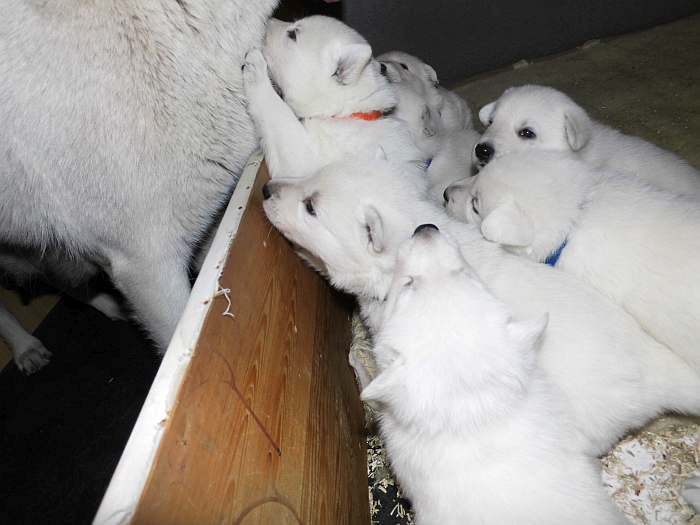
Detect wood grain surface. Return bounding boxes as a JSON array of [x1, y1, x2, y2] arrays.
[[131, 163, 368, 525]]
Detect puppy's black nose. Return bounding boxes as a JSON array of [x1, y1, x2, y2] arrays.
[[443, 187, 451, 203], [475, 142, 494, 163], [262, 183, 272, 200], [414, 223, 439, 236]]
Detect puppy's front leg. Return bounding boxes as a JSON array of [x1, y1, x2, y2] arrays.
[[243, 49, 320, 179]]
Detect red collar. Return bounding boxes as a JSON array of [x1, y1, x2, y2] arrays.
[[333, 110, 384, 121]]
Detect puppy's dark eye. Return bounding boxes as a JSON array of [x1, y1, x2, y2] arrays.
[[304, 198, 315, 216], [380, 63, 388, 76], [399, 62, 409, 70], [471, 196, 479, 215], [287, 29, 297, 41], [518, 127, 536, 139]]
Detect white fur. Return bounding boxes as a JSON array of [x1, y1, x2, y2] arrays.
[[475, 85, 700, 195], [262, 159, 700, 456], [378, 50, 473, 132], [457, 151, 700, 374], [0, 0, 278, 349], [363, 229, 625, 524], [388, 70, 478, 199], [243, 16, 423, 180]]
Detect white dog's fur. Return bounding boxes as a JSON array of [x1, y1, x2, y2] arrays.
[[384, 64, 477, 200], [262, 159, 700, 455], [389, 83, 479, 197], [451, 151, 700, 374], [363, 228, 625, 524], [243, 16, 422, 181], [0, 0, 278, 354], [475, 85, 700, 195], [0, 249, 125, 373], [378, 50, 473, 132]]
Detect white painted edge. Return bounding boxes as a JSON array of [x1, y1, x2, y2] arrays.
[[93, 151, 263, 525]]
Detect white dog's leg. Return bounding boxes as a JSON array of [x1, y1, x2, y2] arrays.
[[243, 48, 320, 179], [0, 302, 52, 374], [109, 254, 191, 352]]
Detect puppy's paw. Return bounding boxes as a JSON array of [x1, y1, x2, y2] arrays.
[[14, 337, 52, 375], [242, 48, 270, 90]]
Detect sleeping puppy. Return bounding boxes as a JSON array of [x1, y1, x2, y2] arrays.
[[474, 85, 700, 195], [445, 150, 700, 375], [242, 16, 422, 180], [261, 158, 700, 456], [362, 226, 626, 525], [378, 50, 473, 132]]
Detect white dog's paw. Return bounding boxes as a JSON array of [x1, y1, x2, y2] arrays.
[[14, 337, 52, 375], [682, 473, 700, 510], [88, 292, 127, 321], [242, 48, 270, 90]]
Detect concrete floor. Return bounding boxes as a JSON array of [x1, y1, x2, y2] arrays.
[[454, 13, 700, 169]]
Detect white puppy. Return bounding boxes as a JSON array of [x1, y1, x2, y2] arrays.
[[474, 85, 700, 195], [389, 83, 479, 197], [378, 50, 473, 132], [243, 16, 422, 180], [363, 227, 625, 525], [447, 151, 700, 374], [262, 159, 700, 456]]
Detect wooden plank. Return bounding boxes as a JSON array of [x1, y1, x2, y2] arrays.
[[131, 163, 368, 525]]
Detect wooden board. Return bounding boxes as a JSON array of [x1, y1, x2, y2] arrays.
[[130, 162, 368, 525]]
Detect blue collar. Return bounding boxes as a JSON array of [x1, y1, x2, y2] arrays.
[[544, 239, 568, 267], [425, 157, 433, 169]]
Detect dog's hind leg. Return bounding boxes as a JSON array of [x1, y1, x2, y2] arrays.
[[0, 302, 52, 374], [108, 252, 191, 352], [243, 49, 320, 179]]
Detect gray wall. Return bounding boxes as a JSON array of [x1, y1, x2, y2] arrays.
[[344, 1, 700, 85]]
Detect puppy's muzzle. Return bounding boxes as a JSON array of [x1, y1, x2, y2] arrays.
[[262, 181, 280, 200], [475, 142, 494, 164], [413, 223, 439, 237]]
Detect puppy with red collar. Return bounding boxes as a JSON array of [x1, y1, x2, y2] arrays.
[[243, 16, 424, 180]]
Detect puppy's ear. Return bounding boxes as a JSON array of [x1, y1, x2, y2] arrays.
[[328, 43, 373, 85], [362, 205, 385, 253], [564, 105, 592, 151], [480, 197, 534, 247], [423, 63, 439, 86], [507, 313, 549, 350], [478, 101, 496, 126]]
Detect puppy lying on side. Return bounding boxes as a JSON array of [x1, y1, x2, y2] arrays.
[[446, 150, 700, 374], [474, 85, 700, 195], [262, 159, 700, 456], [378, 50, 473, 132], [242, 16, 422, 180], [390, 83, 479, 197], [363, 226, 625, 525]]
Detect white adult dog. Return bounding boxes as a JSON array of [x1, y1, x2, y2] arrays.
[[363, 227, 625, 525], [242, 16, 422, 181], [262, 159, 700, 456], [474, 85, 700, 195], [446, 151, 700, 374], [0, 1, 278, 362]]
